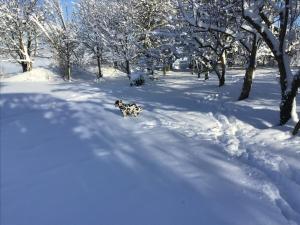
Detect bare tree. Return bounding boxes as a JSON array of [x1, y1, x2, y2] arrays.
[[242, 0, 300, 124], [177, 0, 238, 86], [238, 29, 262, 100], [133, 0, 175, 74], [0, 0, 43, 72], [103, 0, 139, 77], [31, 0, 78, 80], [74, 0, 110, 79]]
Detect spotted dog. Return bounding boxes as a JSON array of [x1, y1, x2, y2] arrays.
[[114, 100, 143, 117]]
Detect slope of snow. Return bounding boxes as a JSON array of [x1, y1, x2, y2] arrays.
[[1, 66, 300, 225], [0, 56, 53, 77], [1, 67, 62, 82]]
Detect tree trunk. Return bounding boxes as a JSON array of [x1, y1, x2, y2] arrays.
[[205, 71, 209, 80], [197, 63, 201, 78], [65, 42, 71, 81], [163, 66, 167, 76], [20, 44, 32, 72], [126, 60, 131, 78], [113, 61, 118, 69], [239, 37, 258, 100], [96, 55, 103, 79], [214, 68, 223, 87], [219, 51, 226, 87], [66, 60, 71, 81], [280, 73, 300, 125], [197, 71, 201, 79], [65, 51, 71, 81], [167, 64, 171, 72], [219, 71, 225, 87], [191, 60, 195, 75], [21, 61, 32, 72], [95, 46, 103, 79], [292, 120, 300, 135]]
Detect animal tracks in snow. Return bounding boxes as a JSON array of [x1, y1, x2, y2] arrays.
[[210, 113, 300, 224], [138, 107, 300, 224]]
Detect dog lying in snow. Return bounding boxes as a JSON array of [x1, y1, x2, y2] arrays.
[[114, 100, 143, 117]]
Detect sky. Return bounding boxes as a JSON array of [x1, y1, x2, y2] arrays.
[[61, 0, 76, 16]]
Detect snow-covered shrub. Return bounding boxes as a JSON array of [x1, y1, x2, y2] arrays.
[[130, 72, 145, 86]]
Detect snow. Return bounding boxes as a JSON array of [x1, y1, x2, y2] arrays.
[[0, 56, 53, 77], [1, 66, 300, 225], [0, 67, 61, 82]]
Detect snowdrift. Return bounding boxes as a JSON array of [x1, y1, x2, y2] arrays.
[[1, 67, 62, 82]]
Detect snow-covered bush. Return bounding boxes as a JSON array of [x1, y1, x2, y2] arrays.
[[130, 72, 145, 86]]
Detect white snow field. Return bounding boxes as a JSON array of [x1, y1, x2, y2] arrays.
[[1, 65, 300, 225]]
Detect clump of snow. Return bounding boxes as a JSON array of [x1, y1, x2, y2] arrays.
[[1, 67, 62, 82], [215, 114, 246, 157], [129, 71, 144, 80], [130, 71, 145, 86]]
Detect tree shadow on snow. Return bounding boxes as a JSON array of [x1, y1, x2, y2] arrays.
[[49, 73, 287, 131], [0, 91, 288, 225]]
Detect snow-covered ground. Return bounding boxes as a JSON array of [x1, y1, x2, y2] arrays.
[[1, 64, 300, 225]]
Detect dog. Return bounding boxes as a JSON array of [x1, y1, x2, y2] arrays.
[[114, 100, 143, 117]]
